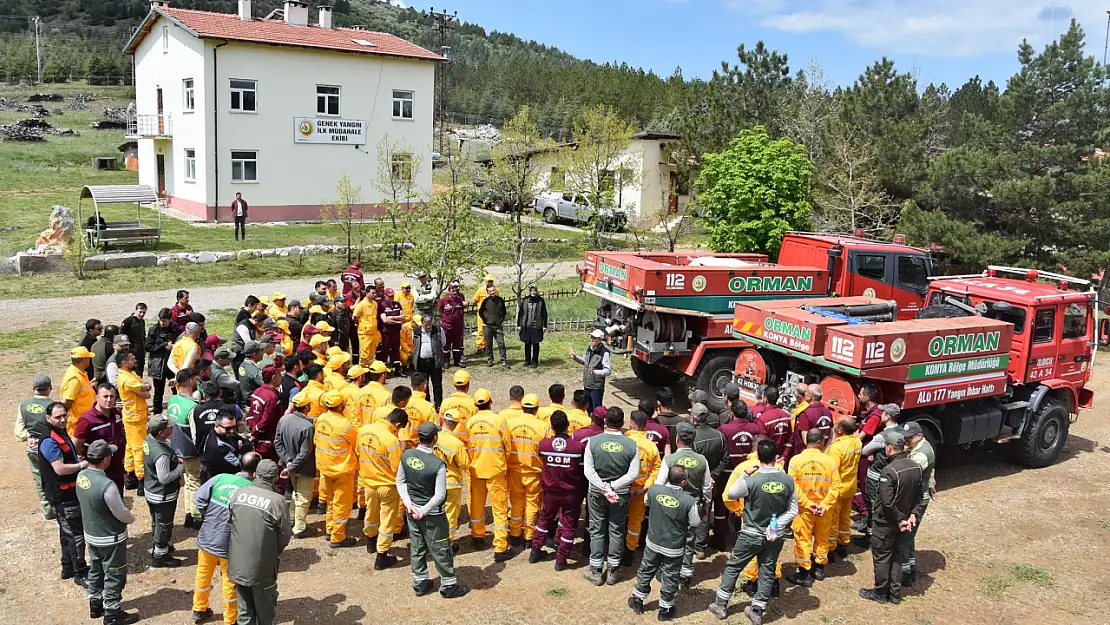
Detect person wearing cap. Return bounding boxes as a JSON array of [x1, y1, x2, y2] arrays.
[[859, 429, 924, 606], [655, 420, 712, 585], [211, 347, 241, 405], [629, 464, 700, 622], [17, 373, 56, 518], [499, 385, 526, 422], [295, 364, 327, 421], [784, 429, 841, 588], [309, 334, 330, 367], [61, 346, 97, 437], [228, 459, 292, 625], [466, 388, 514, 560], [324, 352, 352, 393], [353, 290, 381, 367], [285, 300, 305, 346], [573, 405, 607, 444], [357, 402, 407, 568], [439, 369, 476, 430], [74, 383, 128, 493], [824, 418, 863, 560], [565, 389, 592, 434], [231, 312, 263, 373], [315, 390, 359, 547], [342, 364, 370, 423], [341, 261, 366, 296], [399, 313, 418, 372], [192, 452, 260, 625], [413, 272, 437, 319], [506, 393, 552, 547], [570, 328, 614, 412], [170, 321, 202, 377], [238, 340, 266, 405], [144, 414, 185, 567], [517, 284, 548, 369], [191, 381, 232, 462], [624, 410, 663, 561], [532, 410, 587, 569], [582, 406, 641, 585], [412, 315, 447, 407], [437, 281, 467, 367], [256, 334, 280, 369], [39, 401, 90, 586], [379, 288, 406, 372], [397, 281, 415, 323], [102, 334, 130, 387], [472, 274, 499, 352], [267, 293, 288, 320], [707, 438, 798, 625], [116, 351, 151, 496], [246, 365, 284, 464], [858, 404, 902, 540], [76, 439, 139, 625], [398, 421, 471, 599], [202, 334, 227, 362], [478, 283, 510, 369], [900, 420, 935, 587], [277, 391, 317, 538], [434, 409, 470, 543], [691, 404, 729, 556], [91, 324, 119, 384]]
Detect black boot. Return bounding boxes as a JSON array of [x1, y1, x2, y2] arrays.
[[812, 563, 826, 581], [90, 599, 104, 619], [151, 552, 184, 568], [374, 552, 398, 570], [413, 579, 434, 596], [136, 480, 144, 498], [509, 535, 524, 549], [124, 472, 138, 491], [658, 606, 677, 621], [772, 579, 781, 597], [440, 583, 470, 599], [743, 605, 764, 625], [620, 547, 636, 568], [834, 545, 849, 559], [192, 608, 213, 623], [628, 596, 645, 615], [529, 548, 548, 564], [104, 609, 140, 625], [902, 568, 917, 587], [787, 567, 814, 588]]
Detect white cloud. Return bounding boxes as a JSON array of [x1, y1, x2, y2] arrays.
[[726, 0, 1108, 58]]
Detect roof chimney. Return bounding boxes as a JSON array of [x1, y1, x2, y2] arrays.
[[151, 1, 169, 9], [284, 0, 309, 27], [318, 5, 333, 29], [238, 0, 252, 20]]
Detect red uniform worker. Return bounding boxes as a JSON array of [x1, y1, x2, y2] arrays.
[[437, 283, 466, 367], [532, 410, 586, 568]]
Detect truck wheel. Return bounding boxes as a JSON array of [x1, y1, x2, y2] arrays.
[[1016, 398, 1069, 468], [694, 352, 740, 414], [631, 358, 682, 388], [544, 209, 557, 224]]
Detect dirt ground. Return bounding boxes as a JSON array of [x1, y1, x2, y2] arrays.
[[1, 330, 1109, 624]]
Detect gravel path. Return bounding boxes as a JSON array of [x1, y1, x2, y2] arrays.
[[1, 261, 581, 331]]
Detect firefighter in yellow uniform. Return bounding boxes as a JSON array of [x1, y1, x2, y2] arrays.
[[399, 315, 418, 368], [824, 419, 862, 558], [624, 410, 661, 556], [352, 294, 380, 366], [169, 324, 201, 374], [300, 365, 328, 420], [61, 347, 96, 437], [357, 405, 406, 569], [357, 361, 392, 425], [275, 319, 294, 356], [309, 335, 329, 367], [473, 275, 498, 351], [116, 353, 150, 487], [436, 409, 471, 543], [268, 292, 288, 319], [342, 365, 369, 426], [499, 386, 525, 422], [506, 394, 551, 546], [466, 389, 514, 560], [405, 373, 438, 447], [786, 429, 841, 586], [722, 451, 783, 592], [398, 281, 415, 323], [325, 353, 352, 393], [440, 370, 477, 431], [564, 390, 593, 433], [314, 391, 359, 547], [536, 384, 569, 424]]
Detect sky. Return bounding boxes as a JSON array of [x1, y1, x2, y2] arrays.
[[430, 0, 1110, 88]]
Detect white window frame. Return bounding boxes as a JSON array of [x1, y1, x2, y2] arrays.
[[231, 150, 258, 183], [316, 85, 340, 117], [184, 148, 197, 182], [390, 152, 413, 183], [162, 26, 169, 54], [391, 89, 414, 120], [229, 79, 257, 113], [182, 78, 195, 112]]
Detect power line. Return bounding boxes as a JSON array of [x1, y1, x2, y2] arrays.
[[424, 6, 457, 155]]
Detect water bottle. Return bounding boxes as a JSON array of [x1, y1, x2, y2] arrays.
[[769, 513, 778, 537]]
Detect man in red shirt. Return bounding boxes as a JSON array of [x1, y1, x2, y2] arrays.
[[754, 387, 792, 462], [437, 282, 466, 367], [72, 383, 127, 492], [245, 365, 283, 463], [340, 261, 365, 296], [790, 384, 834, 460], [572, 406, 606, 444], [531, 410, 586, 570], [637, 398, 669, 458], [719, 400, 764, 471], [854, 383, 883, 518], [170, 289, 193, 334], [379, 289, 405, 372]]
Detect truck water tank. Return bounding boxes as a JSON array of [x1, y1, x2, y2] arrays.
[[688, 257, 758, 268]]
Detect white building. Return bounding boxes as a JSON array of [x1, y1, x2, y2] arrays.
[[125, 0, 440, 222]]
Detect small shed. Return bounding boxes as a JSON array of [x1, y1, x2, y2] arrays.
[[79, 184, 162, 250], [118, 141, 139, 172]]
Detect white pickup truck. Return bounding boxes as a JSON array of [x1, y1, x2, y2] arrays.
[[534, 192, 627, 231]]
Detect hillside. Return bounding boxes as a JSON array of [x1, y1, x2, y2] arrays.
[[0, 0, 686, 137]]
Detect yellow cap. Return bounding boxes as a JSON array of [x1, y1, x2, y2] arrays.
[[327, 353, 351, 369], [309, 334, 330, 347], [71, 346, 95, 359], [272, 291, 286, 301], [315, 321, 335, 333], [484, 274, 496, 282], [522, 393, 540, 409], [322, 390, 345, 408], [400, 281, 411, 288], [276, 319, 290, 330], [259, 296, 270, 305], [367, 360, 389, 374], [291, 390, 313, 408], [474, 388, 492, 404], [348, 364, 370, 379], [413, 314, 423, 325], [308, 305, 325, 315], [453, 369, 470, 386], [443, 408, 462, 423], [327, 346, 343, 357]]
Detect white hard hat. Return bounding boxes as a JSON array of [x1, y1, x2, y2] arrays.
[[590, 329, 605, 339]]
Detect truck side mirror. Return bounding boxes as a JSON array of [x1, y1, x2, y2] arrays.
[[1099, 318, 1110, 347]]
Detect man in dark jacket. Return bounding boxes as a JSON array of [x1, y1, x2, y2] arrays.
[[228, 460, 291, 625], [91, 324, 119, 384], [276, 393, 316, 538], [569, 329, 612, 412], [145, 309, 177, 412], [436, 282, 466, 367], [517, 285, 548, 369], [245, 366, 283, 463], [859, 429, 925, 606], [80, 319, 102, 379], [231, 192, 248, 241], [38, 401, 90, 587], [478, 284, 509, 369], [201, 412, 253, 482], [530, 410, 586, 570], [691, 406, 729, 555], [119, 304, 147, 377], [411, 316, 447, 408], [144, 415, 184, 568]]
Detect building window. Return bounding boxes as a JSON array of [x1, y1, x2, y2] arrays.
[[231, 150, 258, 182], [163, 26, 169, 53], [317, 85, 340, 116], [184, 148, 196, 182], [390, 152, 413, 182], [392, 90, 413, 119], [230, 79, 257, 112], [182, 78, 195, 112]]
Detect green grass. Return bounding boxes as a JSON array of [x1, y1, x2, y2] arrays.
[[544, 587, 569, 597], [0, 320, 82, 373], [981, 564, 1055, 598]]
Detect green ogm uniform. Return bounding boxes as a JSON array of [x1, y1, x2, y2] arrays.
[[714, 468, 796, 614], [661, 448, 709, 579], [901, 439, 935, 577], [633, 483, 698, 610], [20, 397, 53, 513], [143, 434, 181, 557], [76, 468, 129, 612], [399, 449, 458, 591], [586, 432, 639, 572], [239, 360, 261, 408], [167, 393, 202, 519]]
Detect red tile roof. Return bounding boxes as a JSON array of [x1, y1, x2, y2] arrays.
[[127, 7, 441, 62]]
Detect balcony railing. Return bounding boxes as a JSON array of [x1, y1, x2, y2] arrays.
[[126, 113, 173, 138]]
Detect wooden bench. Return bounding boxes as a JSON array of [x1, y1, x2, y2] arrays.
[[86, 220, 161, 250]]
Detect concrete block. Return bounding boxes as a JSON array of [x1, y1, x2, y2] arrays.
[[97, 252, 158, 270], [260, 249, 276, 258], [214, 251, 234, 262], [278, 249, 291, 257], [82, 256, 106, 272], [18, 252, 68, 274], [157, 255, 173, 266]]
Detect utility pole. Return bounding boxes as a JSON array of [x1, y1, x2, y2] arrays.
[[424, 7, 457, 155], [1103, 10, 1109, 73], [33, 16, 42, 84]]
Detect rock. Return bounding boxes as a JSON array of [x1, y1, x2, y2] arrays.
[[214, 251, 234, 262], [278, 249, 291, 257], [260, 249, 276, 258], [35, 205, 75, 252], [17, 252, 68, 274], [97, 252, 157, 270], [0, 255, 18, 275], [173, 252, 192, 261], [193, 251, 218, 264], [82, 256, 106, 272], [157, 255, 173, 266], [236, 250, 252, 261]]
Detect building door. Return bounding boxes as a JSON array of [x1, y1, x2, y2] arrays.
[[156, 154, 166, 197], [668, 171, 679, 214], [156, 88, 164, 134]]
